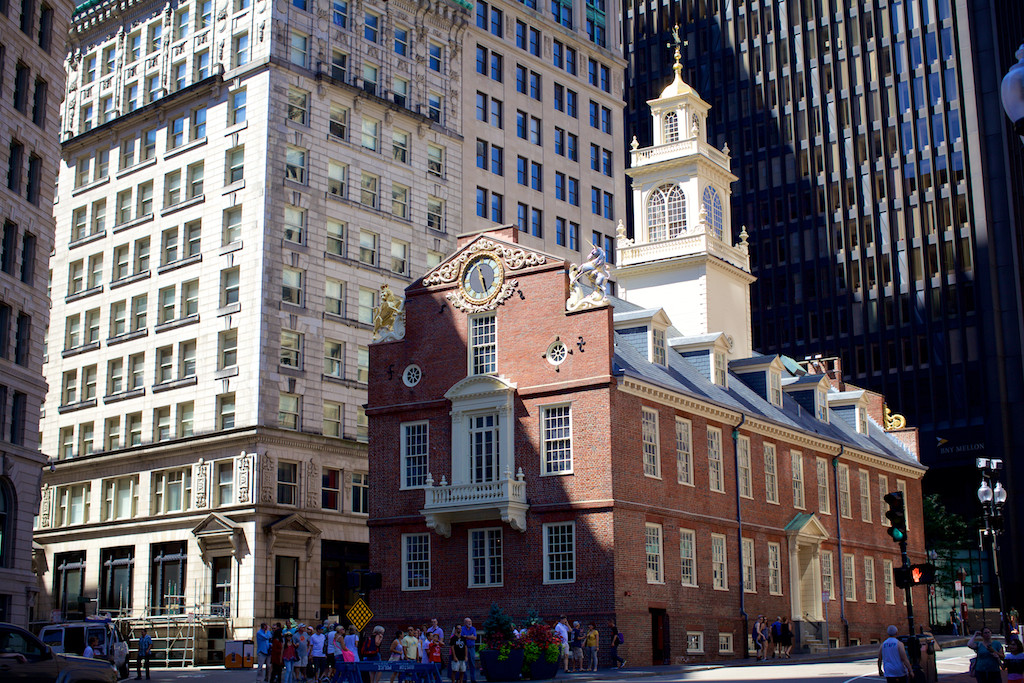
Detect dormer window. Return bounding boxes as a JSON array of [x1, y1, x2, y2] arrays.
[[664, 111, 679, 142], [652, 328, 666, 366], [769, 370, 782, 406], [713, 351, 727, 387], [469, 314, 496, 375], [857, 406, 868, 435], [816, 388, 829, 422], [702, 186, 723, 239], [646, 184, 686, 241]]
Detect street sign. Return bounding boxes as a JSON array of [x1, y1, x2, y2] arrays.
[[347, 598, 374, 631], [955, 580, 962, 592], [822, 591, 830, 602]]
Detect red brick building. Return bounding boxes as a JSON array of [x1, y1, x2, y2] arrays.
[[366, 65, 927, 664]]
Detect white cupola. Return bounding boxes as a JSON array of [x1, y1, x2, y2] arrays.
[[616, 48, 756, 359]]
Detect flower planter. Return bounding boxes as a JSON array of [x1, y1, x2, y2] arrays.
[[480, 648, 524, 681], [527, 658, 560, 680]]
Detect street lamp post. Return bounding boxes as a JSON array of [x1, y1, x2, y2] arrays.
[[1002, 44, 1024, 144], [976, 457, 1008, 636]]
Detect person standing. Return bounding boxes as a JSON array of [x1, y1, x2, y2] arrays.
[[1004, 637, 1024, 682], [877, 625, 913, 683], [344, 626, 361, 663], [256, 623, 273, 682], [554, 617, 570, 673], [402, 627, 421, 661], [461, 618, 478, 683], [968, 628, 1005, 683], [752, 616, 767, 661], [136, 629, 152, 680], [309, 626, 326, 682], [584, 623, 599, 672], [449, 626, 466, 683], [780, 617, 794, 658], [949, 609, 960, 636], [609, 623, 625, 669], [270, 627, 285, 683], [570, 622, 584, 672], [769, 617, 783, 659]]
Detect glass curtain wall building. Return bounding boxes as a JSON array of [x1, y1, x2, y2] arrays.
[[623, 0, 1024, 605]]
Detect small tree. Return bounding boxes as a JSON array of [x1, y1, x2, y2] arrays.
[[922, 493, 971, 601], [482, 603, 519, 654]]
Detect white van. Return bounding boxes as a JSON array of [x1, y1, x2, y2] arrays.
[[39, 618, 130, 679]]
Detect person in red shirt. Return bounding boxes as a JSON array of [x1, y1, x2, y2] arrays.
[[427, 633, 443, 674]]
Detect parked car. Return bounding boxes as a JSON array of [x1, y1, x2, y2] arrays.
[[39, 618, 129, 679], [0, 621, 117, 681]]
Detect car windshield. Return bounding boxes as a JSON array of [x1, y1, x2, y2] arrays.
[[40, 631, 62, 646]]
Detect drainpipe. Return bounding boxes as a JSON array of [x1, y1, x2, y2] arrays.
[[732, 414, 749, 658], [832, 446, 850, 647]]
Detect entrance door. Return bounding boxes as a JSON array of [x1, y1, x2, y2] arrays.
[[650, 608, 669, 665]]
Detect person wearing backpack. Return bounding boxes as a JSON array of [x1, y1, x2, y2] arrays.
[[770, 617, 783, 659], [610, 623, 626, 669]]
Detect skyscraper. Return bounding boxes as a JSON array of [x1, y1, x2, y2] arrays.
[[0, 0, 70, 625], [36, 0, 625, 657], [623, 0, 1024, 599]]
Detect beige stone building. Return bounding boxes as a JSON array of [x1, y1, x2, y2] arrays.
[[35, 0, 624, 662], [0, 0, 71, 627]]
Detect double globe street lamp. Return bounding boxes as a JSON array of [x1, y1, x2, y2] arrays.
[[1002, 44, 1024, 144], [976, 458, 1008, 636]]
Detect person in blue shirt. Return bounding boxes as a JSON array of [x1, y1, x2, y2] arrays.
[[136, 629, 152, 680], [256, 622, 273, 682], [968, 628, 1005, 683], [461, 618, 477, 683]]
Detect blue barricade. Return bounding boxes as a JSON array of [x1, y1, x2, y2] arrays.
[[331, 660, 444, 683]]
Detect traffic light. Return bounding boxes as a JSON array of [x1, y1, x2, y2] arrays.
[[892, 563, 936, 589], [884, 491, 908, 543], [347, 570, 383, 591], [893, 565, 910, 589]]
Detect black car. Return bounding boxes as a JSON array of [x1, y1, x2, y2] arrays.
[[0, 622, 117, 682]]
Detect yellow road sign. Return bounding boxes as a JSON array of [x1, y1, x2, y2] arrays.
[[347, 598, 374, 631]]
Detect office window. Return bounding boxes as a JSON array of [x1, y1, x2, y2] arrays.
[[217, 393, 235, 429], [391, 240, 408, 275], [221, 267, 240, 307], [218, 330, 238, 369], [427, 144, 444, 177], [152, 468, 191, 513], [352, 472, 368, 511], [277, 461, 299, 502], [358, 231, 377, 265], [215, 461, 233, 506], [428, 41, 443, 72], [392, 185, 409, 219], [279, 394, 300, 430], [324, 340, 344, 378], [325, 280, 345, 316], [280, 330, 302, 368], [323, 403, 343, 439], [282, 267, 303, 305], [285, 147, 307, 184], [358, 287, 376, 325], [283, 206, 304, 244], [363, 11, 379, 42], [327, 161, 347, 198], [427, 197, 444, 232], [232, 32, 250, 66], [326, 221, 345, 256], [289, 31, 308, 67], [543, 522, 574, 584], [287, 88, 308, 124], [230, 88, 246, 124], [332, 0, 348, 27]]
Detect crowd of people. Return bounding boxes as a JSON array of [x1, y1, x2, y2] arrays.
[[751, 615, 793, 661], [249, 616, 626, 683]]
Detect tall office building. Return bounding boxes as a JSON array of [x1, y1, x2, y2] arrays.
[[623, 0, 1024, 599], [35, 0, 625, 660], [0, 0, 70, 625]]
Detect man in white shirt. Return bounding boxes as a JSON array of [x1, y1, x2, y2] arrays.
[[877, 625, 913, 683], [554, 616, 571, 674]]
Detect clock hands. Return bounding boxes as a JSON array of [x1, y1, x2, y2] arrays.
[[474, 264, 486, 293]]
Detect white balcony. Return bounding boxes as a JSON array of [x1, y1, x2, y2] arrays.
[[618, 227, 750, 272], [420, 470, 529, 537]]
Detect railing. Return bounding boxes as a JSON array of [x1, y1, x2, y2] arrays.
[[423, 474, 526, 509], [631, 139, 730, 167], [619, 231, 749, 271]]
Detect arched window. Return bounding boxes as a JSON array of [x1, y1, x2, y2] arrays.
[[702, 186, 723, 239], [663, 111, 679, 143], [0, 479, 13, 568], [646, 184, 686, 241]]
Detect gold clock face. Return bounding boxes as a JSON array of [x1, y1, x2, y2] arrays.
[[461, 254, 503, 303]]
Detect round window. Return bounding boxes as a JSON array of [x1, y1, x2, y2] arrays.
[[402, 364, 422, 387], [546, 341, 569, 366]]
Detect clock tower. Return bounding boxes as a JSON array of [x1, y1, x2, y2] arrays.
[[616, 49, 756, 359]]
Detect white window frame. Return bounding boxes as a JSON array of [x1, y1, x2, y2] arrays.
[[742, 537, 755, 593], [768, 542, 783, 595], [843, 552, 857, 602], [402, 533, 430, 591], [839, 464, 852, 518], [469, 313, 497, 375], [864, 556, 876, 603], [686, 632, 704, 655], [707, 427, 724, 493], [718, 633, 733, 655], [737, 435, 752, 498], [401, 421, 429, 489], [791, 450, 805, 509], [468, 527, 503, 588], [642, 408, 660, 478], [816, 457, 831, 515], [879, 474, 890, 526], [679, 528, 697, 587], [764, 443, 779, 504], [675, 417, 693, 486], [645, 523, 663, 584], [541, 403, 573, 475], [821, 550, 835, 600], [859, 469, 872, 522], [711, 533, 728, 590], [883, 558, 895, 604], [542, 522, 575, 584]]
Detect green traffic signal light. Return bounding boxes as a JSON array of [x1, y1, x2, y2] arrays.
[[884, 491, 908, 543]]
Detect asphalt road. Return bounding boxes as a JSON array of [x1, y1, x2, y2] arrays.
[[128, 646, 979, 683]]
